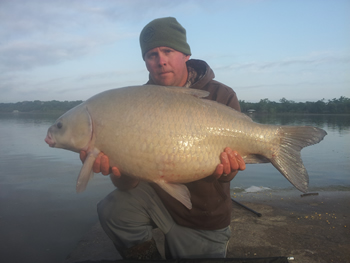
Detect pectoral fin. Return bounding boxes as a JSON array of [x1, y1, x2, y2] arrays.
[[76, 148, 100, 193], [156, 180, 192, 210]]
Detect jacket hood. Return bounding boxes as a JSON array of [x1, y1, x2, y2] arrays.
[[185, 59, 215, 90]]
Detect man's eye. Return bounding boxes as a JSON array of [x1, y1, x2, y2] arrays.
[[57, 122, 63, 129], [146, 53, 157, 59]]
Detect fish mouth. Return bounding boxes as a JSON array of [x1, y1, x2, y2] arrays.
[[45, 133, 56, 148]]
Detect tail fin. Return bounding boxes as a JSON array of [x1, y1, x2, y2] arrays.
[[270, 126, 327, 193]]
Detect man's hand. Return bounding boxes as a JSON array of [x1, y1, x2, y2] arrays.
[[213, 147, 246, 179], [80, 151, 121, 176], [79, 151, 138, 190]]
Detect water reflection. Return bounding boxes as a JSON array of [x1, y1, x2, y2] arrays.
[[0, 112, 61, 123]]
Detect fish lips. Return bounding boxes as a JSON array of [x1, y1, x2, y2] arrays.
[[45, 133, 56, 148]]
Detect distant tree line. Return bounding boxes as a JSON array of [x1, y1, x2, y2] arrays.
[[0, 100, 83, 113], [0, 96, 349, 114], [239, 96, 350, 114]]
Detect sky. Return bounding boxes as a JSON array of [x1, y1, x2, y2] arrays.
[[1, 0, 349, 103]]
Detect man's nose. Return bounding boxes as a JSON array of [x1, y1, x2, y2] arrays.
[[158, 53, 167, 66]]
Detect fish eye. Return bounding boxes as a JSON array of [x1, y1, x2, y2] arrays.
[[57, 122, 63, 129]]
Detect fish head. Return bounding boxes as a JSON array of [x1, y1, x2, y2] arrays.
[[45, 105, 93, 153]]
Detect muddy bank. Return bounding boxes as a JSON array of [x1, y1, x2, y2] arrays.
[[227, 190, 350, 262], [64, 190, 350, 263]]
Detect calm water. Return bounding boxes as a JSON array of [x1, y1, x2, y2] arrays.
[[0, 113, 349, 263]]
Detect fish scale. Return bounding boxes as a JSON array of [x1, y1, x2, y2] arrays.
[[45, 85, 327, 209]]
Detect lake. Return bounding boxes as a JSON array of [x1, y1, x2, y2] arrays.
[[0, 113, 349, 263]]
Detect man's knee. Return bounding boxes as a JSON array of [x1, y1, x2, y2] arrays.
[[96, 188, 156, 250], [97, 188, 149, 227], [97, 190, 125, 226]]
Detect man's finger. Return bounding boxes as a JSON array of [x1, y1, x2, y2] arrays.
[[111, 167, 121, 177], [226, 148, 239, 171], [220, 152, 231, 174], [234, 151, 246, 171], [100, 155, 110, 175], [80, 151, 87, 163], [92, 153, 103, 173], [213, 164, 224, 179]]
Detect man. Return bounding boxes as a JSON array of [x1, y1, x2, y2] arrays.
[[81, 17, 245, 259]]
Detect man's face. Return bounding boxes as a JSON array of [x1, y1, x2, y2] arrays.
[[144, 47, 190, 87]]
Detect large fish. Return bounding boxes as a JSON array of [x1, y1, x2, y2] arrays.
[[45, 85, 326, 209]]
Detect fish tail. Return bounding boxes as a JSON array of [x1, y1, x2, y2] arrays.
[[270, 126, 327, 193]]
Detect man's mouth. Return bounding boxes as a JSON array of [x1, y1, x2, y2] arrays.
[[160, 71, 171, 75]]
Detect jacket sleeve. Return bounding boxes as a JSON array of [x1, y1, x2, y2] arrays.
[[218, 170, 238, 182]]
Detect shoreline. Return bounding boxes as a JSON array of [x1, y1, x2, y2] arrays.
[[64, 190, 350, 263], [2, 111, 350, 116]]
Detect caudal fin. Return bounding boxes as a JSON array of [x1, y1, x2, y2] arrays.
[[270, 126, 327, 193]]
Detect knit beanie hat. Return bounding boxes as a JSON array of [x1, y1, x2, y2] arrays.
[[139, 17, 191, 59]]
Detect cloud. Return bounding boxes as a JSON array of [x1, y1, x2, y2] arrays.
[[0, 0, 190, 39], [1, 39, 103, 72], [213, 52, 350, 73], [0, 0, 198, 74], [0, 0, 140, 73]]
